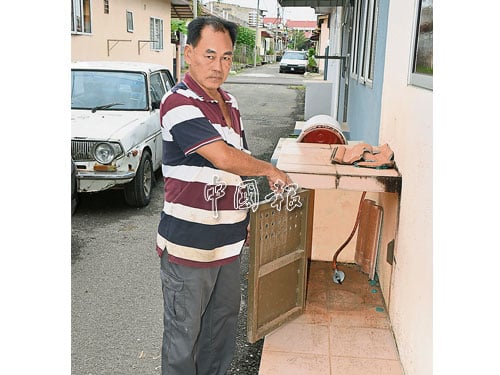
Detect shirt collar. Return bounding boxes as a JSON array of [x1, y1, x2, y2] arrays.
[[183, 72, 231, 103]]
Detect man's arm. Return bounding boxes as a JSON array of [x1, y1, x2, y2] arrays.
[[196, 140, 292, 189]]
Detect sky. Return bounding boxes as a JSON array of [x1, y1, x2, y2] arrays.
[[202, 0, 317, 21]]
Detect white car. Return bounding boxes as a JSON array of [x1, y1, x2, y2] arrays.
[[71, 61, 175, 207], [279, 50, 308, 74]]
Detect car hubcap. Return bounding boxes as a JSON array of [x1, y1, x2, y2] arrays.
[[143, 161, 152, 196]]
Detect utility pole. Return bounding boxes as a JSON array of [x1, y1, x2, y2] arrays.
[[193, 0, 197, 18], [253, 0, 260, 68]]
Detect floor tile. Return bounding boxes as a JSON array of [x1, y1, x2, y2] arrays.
[[259, 262, 403, 374], [263, 322, 330, 355], [330, 326, 399, 360], [331, 356, 404, 375], [259, 351, 330, 375], [329, 308, 391, 329]]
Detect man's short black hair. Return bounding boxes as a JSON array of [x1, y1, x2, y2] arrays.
[[186, 16, 238, 47]]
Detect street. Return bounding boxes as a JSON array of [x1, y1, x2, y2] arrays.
[[71, 62, 308, 374]]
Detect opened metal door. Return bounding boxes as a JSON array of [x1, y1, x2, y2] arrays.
[[247, 189, 313, 343]]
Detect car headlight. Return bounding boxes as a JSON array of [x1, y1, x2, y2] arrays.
[[93, 142, 122, 164]]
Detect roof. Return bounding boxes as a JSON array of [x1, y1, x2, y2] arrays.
[[71, 61, 170, 73], [285, 20, 317, 29], [263, 17, 282, 25], [278, 0, 344, 7], [171, 0, 214, 19]]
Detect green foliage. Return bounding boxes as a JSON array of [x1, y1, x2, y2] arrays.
[[304, 48, 318, 72], [236, 26, 255, 48], [171, 19, 187, 34], [287, 30, 308, 51], [307, 48, 317, 68]]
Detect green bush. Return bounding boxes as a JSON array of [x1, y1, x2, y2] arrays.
[[307, 48, 318, 72]]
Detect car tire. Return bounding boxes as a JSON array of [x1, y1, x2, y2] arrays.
[[124, 150, 153, 207], [71, 159, 78, 215]]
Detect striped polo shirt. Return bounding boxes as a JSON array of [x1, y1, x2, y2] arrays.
[[156, 73, 250, 268]]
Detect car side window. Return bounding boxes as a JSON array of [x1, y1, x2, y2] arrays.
[[150, 72, 166, 107], [160, 70, 175, 90]]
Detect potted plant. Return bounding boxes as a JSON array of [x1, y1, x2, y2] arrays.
[[307, 48, 319, 73]]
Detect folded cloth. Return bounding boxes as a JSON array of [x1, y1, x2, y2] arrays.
[[331, 143, 395, 169]]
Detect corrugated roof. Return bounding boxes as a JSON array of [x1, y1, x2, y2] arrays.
[[278, 0, 344, 7], [285, 20, 317, 28], [171, 0, 214, 19]]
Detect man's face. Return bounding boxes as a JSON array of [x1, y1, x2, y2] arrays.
[[184, 26, 233, 96]]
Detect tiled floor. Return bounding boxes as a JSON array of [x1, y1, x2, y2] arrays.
[[258, 262, 404, 375]]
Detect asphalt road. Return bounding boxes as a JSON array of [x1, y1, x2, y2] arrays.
[[71, 62, 307, 375]]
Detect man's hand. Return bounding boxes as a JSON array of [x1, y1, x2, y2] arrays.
[[267, 168, 293, 192]]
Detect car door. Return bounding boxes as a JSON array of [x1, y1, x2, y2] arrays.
[[160, 69, 175, 90], [149, 71, 168, 170], [247, 189, 313, 343]]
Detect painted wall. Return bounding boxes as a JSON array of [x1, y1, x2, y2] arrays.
[[325, 7, 343, 121], [317, 16, 330, 73], [345, 0, 389, 145], [378, 0, 433, 374], [71, 0, 174, 70], [311, 1, 432, 373]]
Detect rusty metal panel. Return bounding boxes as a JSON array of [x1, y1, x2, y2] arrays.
[[355, 199, 383, 280], [247, 189, 312, 343]]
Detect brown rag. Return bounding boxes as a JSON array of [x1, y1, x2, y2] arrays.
[[331, 143, 395, 169]]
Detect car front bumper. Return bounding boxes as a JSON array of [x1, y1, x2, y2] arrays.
[[76, 170, 136, 192], [280, 65, 306, 73]]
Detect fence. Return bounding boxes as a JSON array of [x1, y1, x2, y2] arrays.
[[232, 43, 255, 71]]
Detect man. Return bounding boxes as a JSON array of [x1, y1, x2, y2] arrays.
[[156, 16, 292, 375]]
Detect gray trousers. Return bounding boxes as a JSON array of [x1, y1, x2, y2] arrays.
[[160, 252, 241, 375]]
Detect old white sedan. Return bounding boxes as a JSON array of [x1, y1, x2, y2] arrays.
[[71, 61, 175, 207]]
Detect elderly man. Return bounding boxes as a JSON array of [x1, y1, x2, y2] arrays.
[[157, 16, 292, 375]]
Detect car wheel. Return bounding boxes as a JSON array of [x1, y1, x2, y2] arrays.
[[71, 159, 78, 215], [124, 150, 153, 207]]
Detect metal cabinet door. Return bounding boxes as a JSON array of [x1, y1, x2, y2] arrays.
[[247, 189, 313, 343]]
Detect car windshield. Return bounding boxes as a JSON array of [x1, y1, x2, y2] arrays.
[[283, 52, 307, 60], [71, 70, 148, 111]]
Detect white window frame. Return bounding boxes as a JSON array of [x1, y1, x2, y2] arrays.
[[71, 0, 92, 34], [150, 17, 164, 51], [409, 0, 433, 90], [350, 0, 378, 87], [126, 10, 134, 33]]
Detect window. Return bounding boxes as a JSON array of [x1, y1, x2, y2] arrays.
[[150, 17, 164, 51], [126, 11, 134, 32], [160, 71, 175, 91], [71, 0, 92, 34], [150, 72, 166, 105], [350, 0, 378, 86], [104, 0, 109, 14], [409, 0, 433, 90], [71, 70, 147, 111]]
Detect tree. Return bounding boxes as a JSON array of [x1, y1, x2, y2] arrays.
[[236, 26, 255, 49], [287, 30, 308, 51], [171, 19, 187, 44]]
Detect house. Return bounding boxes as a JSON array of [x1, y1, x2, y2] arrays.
[[285, 19, 317, 39], [277, 1, 433, 375], [71, 0, 214, 72], [72, 0, 170, 67]]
